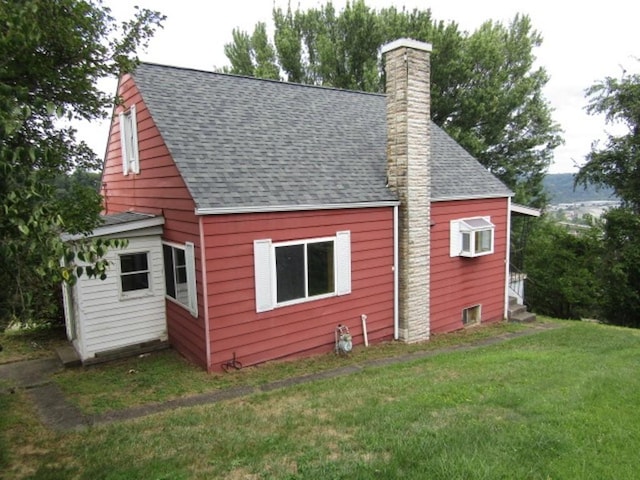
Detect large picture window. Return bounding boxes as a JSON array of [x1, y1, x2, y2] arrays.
[[450, 217, 495, 258], [275, 240, 335, 303], [163, 242, 198, 317], [253, 231, 351, 312]]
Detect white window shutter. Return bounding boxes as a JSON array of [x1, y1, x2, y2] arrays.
[[335, 230, 351, 296], [119, 112, 129, 175], [185, 242, 198, 317], [254, 239, 274, 312], [129, 104, 140, 174], [450, 220, 461, 257]]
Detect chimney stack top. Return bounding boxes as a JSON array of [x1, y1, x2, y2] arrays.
[[381, 38, 432, 55]]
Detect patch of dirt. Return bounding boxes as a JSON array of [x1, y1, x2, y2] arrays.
[[225, 467, 260, 480]]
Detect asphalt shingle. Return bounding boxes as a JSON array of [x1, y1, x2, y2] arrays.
[[132, 63, 511, 210]]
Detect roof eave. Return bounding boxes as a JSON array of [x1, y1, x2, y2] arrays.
[[431, 192, 514, 203], [510, 202, 542, 217], [62, 215, 165, 241], [195, 201, 400, 215]]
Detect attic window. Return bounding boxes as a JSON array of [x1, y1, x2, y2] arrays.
[[119, 104, 140, 175], [450, 217, 495, 257]]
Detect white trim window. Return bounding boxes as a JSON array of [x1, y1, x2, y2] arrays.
[[462, 304, 482, 326], [163, 242, 198, 317], [119, 104, 140, 175], [450, 217, 495, 258], [253, 231, 351, 313], [119, 251, 150, 296]]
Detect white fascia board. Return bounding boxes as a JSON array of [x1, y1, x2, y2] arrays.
[[510, 203, 541, 217], [62, 216, 165, 241], [431, 193, 513, 203], [195, 201, 400, 216]]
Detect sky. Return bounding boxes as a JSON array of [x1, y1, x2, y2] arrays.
[[79, 0, 640, 174]]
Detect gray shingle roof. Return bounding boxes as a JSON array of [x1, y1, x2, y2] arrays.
[[132, 63, 511, 210], [100, 211, 157, 227], [62, 212, 163, 241], [430, 123, 513, 201]]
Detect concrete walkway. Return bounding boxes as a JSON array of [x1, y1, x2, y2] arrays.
[[0, 357, 88, 431], [0, 323, 560, 432]]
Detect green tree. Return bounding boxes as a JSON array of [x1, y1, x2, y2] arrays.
[[524, 217, 602, 319], [576, 65, 640, 327], [53, 169, 103, 235], [0, 1, 164, 328], [223, 22, 280, 80], [575, 67, 640, 211], [596, 208, 640, 327], [223, 1, 562, 205]]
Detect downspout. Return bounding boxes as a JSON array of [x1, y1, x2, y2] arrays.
[[393, 205, 399, 340], [199, 216, 212, 370], [504, 197, 512, 319]]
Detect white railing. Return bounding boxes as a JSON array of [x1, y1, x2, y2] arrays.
[[509, 268, 527, 305]]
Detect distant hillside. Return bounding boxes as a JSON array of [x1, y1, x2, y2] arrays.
[[543, 173, 617, 204]]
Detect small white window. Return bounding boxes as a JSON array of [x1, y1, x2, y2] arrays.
[[253, 231, 351, 313], [119, 104, 139, 175], [462, 305, 481, 326], [450, 217, 495, 257], [163, 242, 198, 317], [119, 252, 150, 297]]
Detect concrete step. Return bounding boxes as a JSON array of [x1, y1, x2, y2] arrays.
[[55, 344, 82, 368], [508, 304, 527, 317], [509, 311, 537, 323]]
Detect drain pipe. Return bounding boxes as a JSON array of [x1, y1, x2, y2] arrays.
[[393, 205, 399, 340], [504, 197, 513, 320], [361, 314, 369, 347]]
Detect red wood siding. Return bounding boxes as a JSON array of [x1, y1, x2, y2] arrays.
[[430, 197, 508, 334], [202, 208, 395, 370], [100, 74, 207, 368]]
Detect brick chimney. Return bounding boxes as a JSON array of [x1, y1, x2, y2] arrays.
[[381, 38, 432, 342]]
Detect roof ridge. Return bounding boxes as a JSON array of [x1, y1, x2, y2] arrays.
[[136, 61, 386, 98]]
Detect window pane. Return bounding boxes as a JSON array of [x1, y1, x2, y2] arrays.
[[163, 245, 176, 298], [120, 253, 148, 273], [123, 112, 134, 161], [120, 253, 149, 292], [276, 244, 305, 302], [461, 232, 471, 252], [476, 230, 492, 252], [307, 241, 334, 296], [163, 244, 192, 308], [463, 305, 481, 325], [121, 272, 149, 292], [175, 248, 187, 283]]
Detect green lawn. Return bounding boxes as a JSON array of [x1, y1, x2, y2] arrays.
[[2, 320, 640, 479], [52, 320, 528, 415], [0, 325, 68, 365]]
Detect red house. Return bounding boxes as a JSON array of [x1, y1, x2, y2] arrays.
[[64, 39, 523, 371]]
